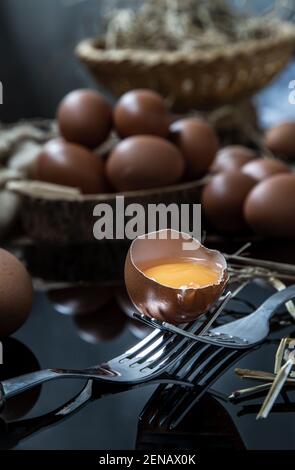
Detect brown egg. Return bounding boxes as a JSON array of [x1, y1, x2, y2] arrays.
[[242, 158, 291, 181], [114, 90, 169, 138], [244, 174, 295, 239], [201, 171, 257, 233], [47, 285, 112, 316], [125, 229, 228, 324], [35, 138, 105, 194], [170, 118, 219, 178], [265, 122, 295, 160], [57, 89, 112, 148], [0, 249, 33, 337], [106, 136, 185, 191], [211, 146, 257, 173]]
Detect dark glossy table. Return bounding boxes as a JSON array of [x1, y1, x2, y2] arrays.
[[0, 0, 294, 452], [1, 280, 295, 451]]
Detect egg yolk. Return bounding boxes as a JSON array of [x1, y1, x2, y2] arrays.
[[142, 258, 219, 289]]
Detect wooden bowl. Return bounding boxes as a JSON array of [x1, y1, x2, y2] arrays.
[[7, 178, 205, 243]]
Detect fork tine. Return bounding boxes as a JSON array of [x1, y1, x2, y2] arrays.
[[126, 328, 186, 367], [139, 344, 216, 425], [154, 347, 227, 426], [167, 295, 233, 377], [187, 347, 234, 382], [195, 292, 232, 335], [163, 350, 243, 429], [142, 345, 245, 429], [133, 293, 234, 349], [147, 346, 217, 425], [138, 343, 217, 423], [128, 293, 232, 369], [126, 315, 207, 369], [166, 342, 209, 378], [139, 303, 229, 423], [126, 319, 199, 361], [139, 384, 169, 424], [126, 315, 198, 360], [139, 344, 213, 424], [137, 323, 206, 372], [124, 329, 161, 357], [141, 286, 269, 427]]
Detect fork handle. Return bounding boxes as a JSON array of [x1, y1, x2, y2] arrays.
[[256, 284, 295, 320], [0, 367, 196, 410], [0, 369, 61, 407], [0, 368, 111, 407]]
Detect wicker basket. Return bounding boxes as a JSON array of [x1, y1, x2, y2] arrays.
[[76, 21, 295, 110]]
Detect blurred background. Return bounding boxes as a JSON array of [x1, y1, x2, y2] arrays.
[[0, 0, 294, 125]]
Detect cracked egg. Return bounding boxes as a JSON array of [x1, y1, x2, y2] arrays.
[[125, 229, 228, 324]]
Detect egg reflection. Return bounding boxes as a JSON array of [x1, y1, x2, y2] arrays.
[[73, 299, 127, 343], [0, 338, 40, 421], [115, 287, 152, 339], [127, 319, 153, 339], [47, 285, 112, 316], [115, 286, 141, 319]]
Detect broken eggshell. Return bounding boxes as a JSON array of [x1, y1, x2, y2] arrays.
[[125, 229, 228, 324]]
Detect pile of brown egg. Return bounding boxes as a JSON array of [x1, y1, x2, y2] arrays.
[[34, 88, 219, 193], [203, 130, 295, 239], [34, 88, 295, 239]]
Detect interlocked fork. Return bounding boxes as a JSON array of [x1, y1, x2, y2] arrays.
[[0, 296, 229, 408], [0, 344, 232, 449], [139, 286, 295, 429], [139, 341, 248, 430], [0, 297, 231, 447]]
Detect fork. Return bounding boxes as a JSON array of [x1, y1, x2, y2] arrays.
[[0, 348, 236, 451], [0, 296, 228, 408], [135, 285, 295, 349], [133, 292, 250, 349], [210, 284, 295, 345], [0, 343, 224, 448], [3, 286, 294, 410], [139, 286, 295, 429], [0, 341, 235, 447], [139, 341, 247, 429]]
